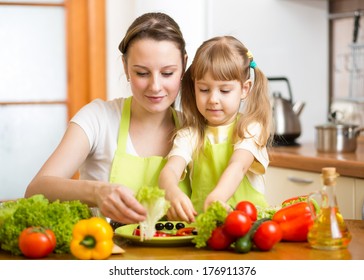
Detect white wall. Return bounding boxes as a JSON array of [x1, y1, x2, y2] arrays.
[[106, 0, 329, 143]]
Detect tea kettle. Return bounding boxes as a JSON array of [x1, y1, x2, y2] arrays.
[[268, 77, 305, 145]]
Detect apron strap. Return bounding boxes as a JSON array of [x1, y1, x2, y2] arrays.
[[117, 97, 179, 152], [116, 96, 132, 151]]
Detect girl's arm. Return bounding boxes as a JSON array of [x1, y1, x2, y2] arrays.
[[25, 123, 146, 224], [159, 156, 196, 222], [204, 149, 254, 211]]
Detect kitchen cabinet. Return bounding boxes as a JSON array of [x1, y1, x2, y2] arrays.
[[355, 178, 364, 219], [265, 167, 362, 220]]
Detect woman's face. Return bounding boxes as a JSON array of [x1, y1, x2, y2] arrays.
[[123, 39, 184, 114]]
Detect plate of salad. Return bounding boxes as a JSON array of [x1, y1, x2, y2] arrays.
[[115, 221, 196, 247]]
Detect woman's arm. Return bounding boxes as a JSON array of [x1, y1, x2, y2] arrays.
[[204, 149, 254, 210], [25, 123, 146, 224], [159, 156, 196, 222]]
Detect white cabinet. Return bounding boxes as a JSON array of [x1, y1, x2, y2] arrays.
[[265, 167, 362, 219], [355, 179, 364, 219]]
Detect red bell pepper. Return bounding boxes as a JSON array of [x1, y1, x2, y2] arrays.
[[281, 195, 320, 213], [281, 195, 308, 207], [272, 201, 314, 242]]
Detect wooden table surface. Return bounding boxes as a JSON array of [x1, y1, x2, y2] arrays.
[[268, 137, 364, 178], [1, 220, 363, 260]]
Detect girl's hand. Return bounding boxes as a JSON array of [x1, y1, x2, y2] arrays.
[[95, 184, 147, 224], [165, 186, 197, 223], [204, 193, 233, 213]]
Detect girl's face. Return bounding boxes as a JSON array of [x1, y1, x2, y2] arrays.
[[195, 71, 250, 126], [123, 39, 185, 114]]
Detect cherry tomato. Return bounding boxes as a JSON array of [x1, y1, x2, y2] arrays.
[[253, 220, 282, 251], [18, 226, 56, 258], [224, 210, 252, 238], [235, 201, 258, 221], [207, 226, 234, 250], [176, 227, 195, 236]]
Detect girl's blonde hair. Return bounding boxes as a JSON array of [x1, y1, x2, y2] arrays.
[[180, 36, 272, 152]]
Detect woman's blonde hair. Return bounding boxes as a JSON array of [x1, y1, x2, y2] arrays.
[[180, 36, 272, 152]]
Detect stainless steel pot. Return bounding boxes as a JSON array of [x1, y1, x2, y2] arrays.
[[315, 123, 364, 153]]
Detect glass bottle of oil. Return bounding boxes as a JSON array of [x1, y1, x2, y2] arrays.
[[307, 167, 352, 250]]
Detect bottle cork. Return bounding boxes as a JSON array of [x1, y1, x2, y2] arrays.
[[321, 167, 339, 186]]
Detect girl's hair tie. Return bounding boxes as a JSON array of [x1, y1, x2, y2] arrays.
[[247, 50, 257, 69]]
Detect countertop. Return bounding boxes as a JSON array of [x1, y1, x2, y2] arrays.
[[1, 220, 363, 260], [268, 137, 364, 179]]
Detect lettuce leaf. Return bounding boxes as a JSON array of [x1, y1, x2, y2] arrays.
[[0, 194, 91, 255], [136, 186, 170, 241], [192, 201, 228, 248]]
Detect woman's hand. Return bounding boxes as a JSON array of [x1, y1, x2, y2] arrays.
[[95, 184, 147, 224], [165, 186, 196, 223]]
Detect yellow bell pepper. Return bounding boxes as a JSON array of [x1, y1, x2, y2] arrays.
[[70, 217, 114, 260]]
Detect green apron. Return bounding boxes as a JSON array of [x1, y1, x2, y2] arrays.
[[190, 123, 268, 214], [109, 97, 191, 196]]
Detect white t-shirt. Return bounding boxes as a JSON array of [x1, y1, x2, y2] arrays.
[[70, 98, 138, 182], [168, 122, 269, 194]]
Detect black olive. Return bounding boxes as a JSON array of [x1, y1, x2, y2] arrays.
[[192, 229, 198, 235], [155, 223, 164, 230], [175, 222, 185, 230], [164, 222, 174, 230], [109, 220, 124, 231]]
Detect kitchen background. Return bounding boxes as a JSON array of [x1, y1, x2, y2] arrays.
[[0, 0, 363, 200]]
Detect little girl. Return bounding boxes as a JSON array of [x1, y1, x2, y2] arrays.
[[159, 36, 272, 222]]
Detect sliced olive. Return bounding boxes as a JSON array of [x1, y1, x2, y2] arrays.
[[164, 222, 174, 230], [175, 222, 185, 230], [192, 229, 198, 235], [155, 222, 164, 230]]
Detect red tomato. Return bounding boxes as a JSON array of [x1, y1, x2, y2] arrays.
[[235, 201, 258, 221], [207, 226, 234, 250], [253, 220, 282, 251], [18, 227, 56, 258], [224, 210, 252, 238]]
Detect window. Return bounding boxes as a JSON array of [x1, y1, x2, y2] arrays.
[[0, 0, 106, 199]]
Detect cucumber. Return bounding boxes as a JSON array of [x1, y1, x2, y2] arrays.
[[234, 218, 270, 253]]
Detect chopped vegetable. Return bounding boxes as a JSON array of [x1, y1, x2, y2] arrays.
[[135, 186, 170, 241], [192, 201, 228, 248], [70, 217, 114, 260], [0, 194, 91, 255]]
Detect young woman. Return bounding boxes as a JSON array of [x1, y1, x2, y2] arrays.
[[159, 36, 272, 222], [25, 12, 190, 224]]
